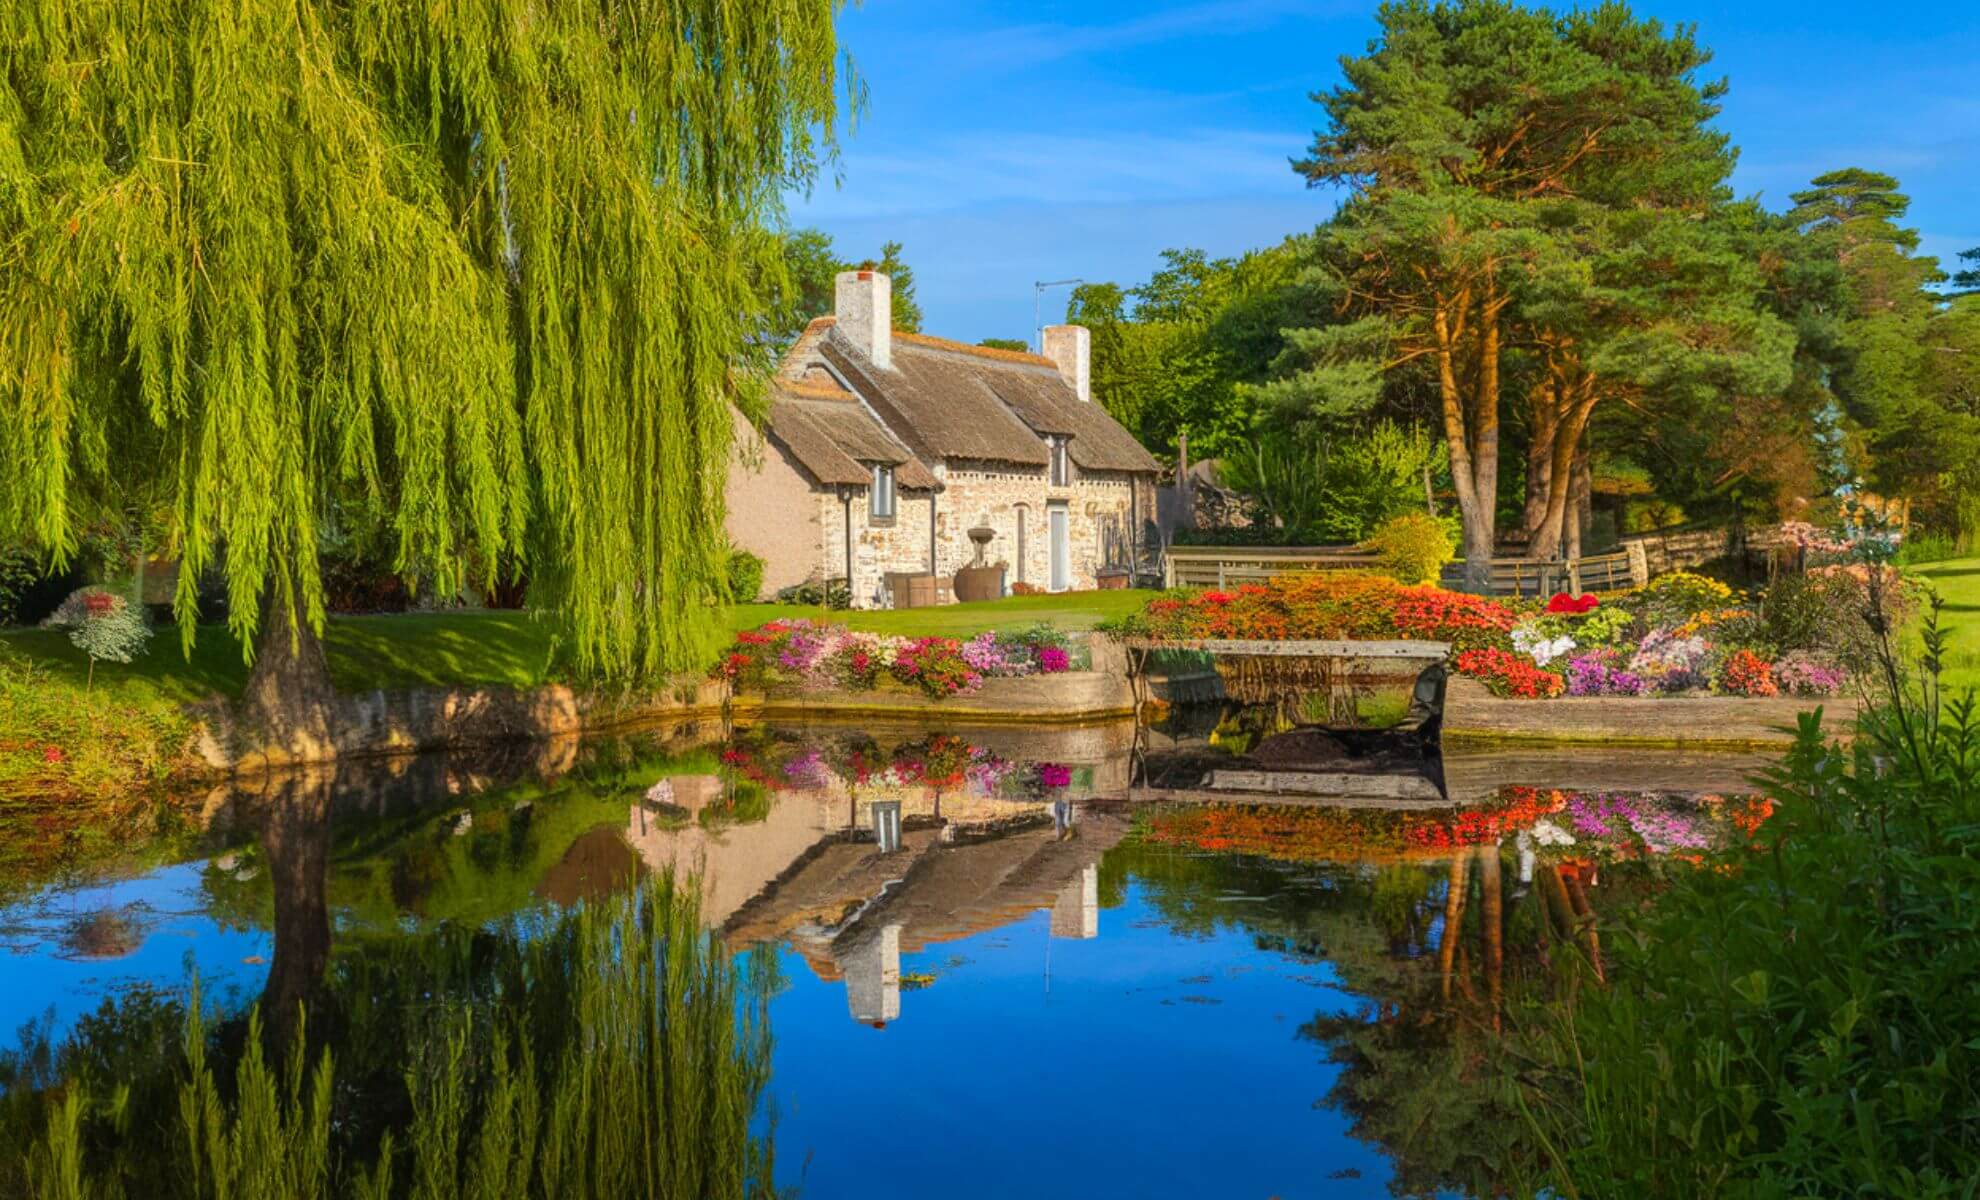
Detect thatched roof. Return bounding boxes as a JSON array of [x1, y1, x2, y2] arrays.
[[764, 380, 939, 490], [816, 331, 1159, 475]]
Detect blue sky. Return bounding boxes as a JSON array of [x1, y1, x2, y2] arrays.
[[785, 0, 1980, 344]]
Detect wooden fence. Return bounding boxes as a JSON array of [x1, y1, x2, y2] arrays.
[[1163, 545, 1384, 588], [1437, 549, 1642, 597], [1163, 543, 1644, 596]]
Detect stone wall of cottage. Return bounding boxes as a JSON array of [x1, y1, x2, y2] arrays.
[[818, 488, 940, 608], [932, 460, 1139, 595]]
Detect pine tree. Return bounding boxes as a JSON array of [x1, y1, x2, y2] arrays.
[[0, 2, 848, 704]]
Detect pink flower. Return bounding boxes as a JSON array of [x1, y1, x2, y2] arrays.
[[1037, 763, 1072, 789], [1036, 646, 1070, 673], [43, 745, 65, 764]]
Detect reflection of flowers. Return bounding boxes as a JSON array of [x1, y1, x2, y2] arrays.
[[1036, 763, 1072, 790], [1143, 785, 1769, 865]]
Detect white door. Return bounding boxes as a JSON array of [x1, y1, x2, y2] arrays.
[[1048, 503, 1071, 592]]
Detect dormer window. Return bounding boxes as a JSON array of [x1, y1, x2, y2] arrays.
[[1049, 438, 1070, 487], [870, 464, 896, 519]]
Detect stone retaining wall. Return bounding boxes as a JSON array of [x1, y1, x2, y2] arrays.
[[1441, 676, 1856, 749]]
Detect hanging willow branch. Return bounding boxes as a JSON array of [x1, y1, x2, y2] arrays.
[[0, 0, 849, 677]]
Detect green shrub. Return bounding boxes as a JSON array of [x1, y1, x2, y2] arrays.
[[1362, 512, 1454, 584], [1520, 608, 1980, 1196], [1759, 570, 1885, 672], [772, 576, 848, 609], [1894, 531, 1963, 566], [725, 548, 765, 603]]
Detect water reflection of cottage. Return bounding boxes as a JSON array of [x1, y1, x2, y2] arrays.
[[721, 805, 1129, 1026]]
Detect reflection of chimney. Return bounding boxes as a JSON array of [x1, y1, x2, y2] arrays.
[[1050, 863, 1099, 940], [835, 270, 893, 369], [1042, 324, 1090, 402], [843, 923, 902, 1025]]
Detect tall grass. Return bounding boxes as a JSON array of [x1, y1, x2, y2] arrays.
[[1516, 598, 1980, 1196], [9, 877, 779, 1199]]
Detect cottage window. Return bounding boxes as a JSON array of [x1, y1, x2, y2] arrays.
[[869, 464, 896, 519], [1049, 438, 1070, 487]]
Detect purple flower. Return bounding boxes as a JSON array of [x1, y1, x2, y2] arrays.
[[1036, 762, 1072, 789], [1037, 645, 1071, 673]]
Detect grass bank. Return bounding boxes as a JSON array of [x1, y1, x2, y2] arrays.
[[0, 593, 1153, 802], [1913, 555, 1979, 690]]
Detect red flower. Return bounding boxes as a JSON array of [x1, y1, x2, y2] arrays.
[[1547, 592, 1600, 615], [43, 745, 65, 764]]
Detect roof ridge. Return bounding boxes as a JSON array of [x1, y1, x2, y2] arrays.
[[893, 329, 1058, 368], [779, 378, 857, 401]]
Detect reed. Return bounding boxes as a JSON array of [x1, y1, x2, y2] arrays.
[[9, 876, 777, 1199]]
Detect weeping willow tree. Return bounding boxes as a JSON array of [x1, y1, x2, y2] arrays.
[[0, 1, 847, 700]]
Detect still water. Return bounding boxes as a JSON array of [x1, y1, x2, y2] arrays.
[[0, 716, 1768, 1197]]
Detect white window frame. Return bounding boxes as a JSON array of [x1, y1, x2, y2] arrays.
[[869, 464, 896, 520], [1049, 437, 1070, 487]]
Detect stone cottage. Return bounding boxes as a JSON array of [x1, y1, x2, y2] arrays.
[[726, 270, 1160, 606]]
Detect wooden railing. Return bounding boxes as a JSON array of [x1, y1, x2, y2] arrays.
[[1438, 549, 1642, 597], [1163, 545, 1383, 588], [1163, 543, 1646, 596]]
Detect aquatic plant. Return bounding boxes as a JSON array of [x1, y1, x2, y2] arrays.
[[8, 878, 778, 1199]]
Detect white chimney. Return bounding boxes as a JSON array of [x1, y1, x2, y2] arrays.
[[1042, 323, 1090, 402], [834, 269, 892, 370]]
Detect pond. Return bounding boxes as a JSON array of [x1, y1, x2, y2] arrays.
[[0, 714, 1771, 1198]]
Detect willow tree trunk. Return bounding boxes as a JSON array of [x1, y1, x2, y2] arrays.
[[258, 771, 333, 1051], [242, 586, 338, 760]]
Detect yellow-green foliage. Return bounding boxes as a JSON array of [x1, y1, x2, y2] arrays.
[[1363, 512, 1455, 584], [0, 653, 198, 803], [0, 1, 848, 679]]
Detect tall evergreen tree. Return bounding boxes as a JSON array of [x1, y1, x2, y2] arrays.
[[1281, 0, 1784, 582], [0, 2, 847, 701]]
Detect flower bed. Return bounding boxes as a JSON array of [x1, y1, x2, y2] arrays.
[[1108, 567, 1877, 702], [715, 619, 1081, 699]]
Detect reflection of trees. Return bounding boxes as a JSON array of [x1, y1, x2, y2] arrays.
[[249, 771, 334, 1049], [1107, 833, 1622, 1198], [2, 880, 778, 1198]]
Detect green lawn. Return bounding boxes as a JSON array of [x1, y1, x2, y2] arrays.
[[0, 591, 1153, 703], [1914, 556, 1980, 692]]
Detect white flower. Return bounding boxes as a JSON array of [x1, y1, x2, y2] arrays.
[[1531, 819, 1576, 847]]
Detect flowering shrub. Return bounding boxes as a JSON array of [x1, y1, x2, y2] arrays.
[[42, 587, 152, 680], [1630, 570, 1735, 624], [1717, 649, 1779, 698], [1628, 627, 1715, 692], [1565, 649, 1649, 697], [889, 637, 981, 696], [1388, 585, 1519, 649], [716, 619, 1082, 699], [1511, 622, 1577, 667], [1455, 647, 1565, 698], [1773, 651, 1847, 697]]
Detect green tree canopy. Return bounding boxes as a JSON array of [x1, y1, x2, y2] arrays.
[[1275, 0, 1787, 579], [0, 1, 847, 686], [776, 230, 923, 340]]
